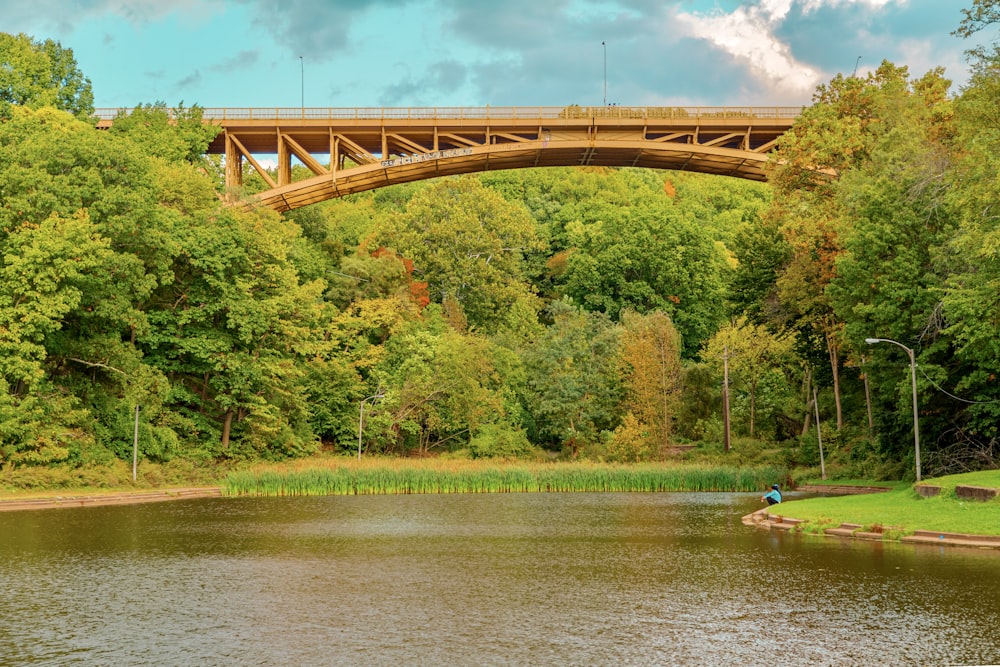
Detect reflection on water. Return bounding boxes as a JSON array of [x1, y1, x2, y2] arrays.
[[1, 493, 999, 665]]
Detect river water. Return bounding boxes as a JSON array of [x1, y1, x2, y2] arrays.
[[1, 492, 998, 666]]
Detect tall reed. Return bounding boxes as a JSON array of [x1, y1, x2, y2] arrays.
[[223, 459, 786, 497]]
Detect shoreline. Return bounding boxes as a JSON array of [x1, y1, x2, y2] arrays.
[[0, 487, 223, 512], [742, 508, 1000, 550]]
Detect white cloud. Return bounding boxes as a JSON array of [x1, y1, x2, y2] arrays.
[[674, 3, 820, 96], [673, 0, 905, 97]]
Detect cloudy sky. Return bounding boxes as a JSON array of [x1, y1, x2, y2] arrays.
[[1, 0, 979, 111]]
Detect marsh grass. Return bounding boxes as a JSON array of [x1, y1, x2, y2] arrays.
[[223, 458, 787, 496]]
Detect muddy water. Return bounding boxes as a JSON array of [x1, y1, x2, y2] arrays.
[[1, 492, 998, 665]]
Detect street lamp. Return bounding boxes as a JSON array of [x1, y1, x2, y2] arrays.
[[299, 56, 304, 111], [865, 337, 921, 482], [602, 41, 607, 106]]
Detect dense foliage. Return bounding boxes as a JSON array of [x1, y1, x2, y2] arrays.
[[1, 8, 998, 479]]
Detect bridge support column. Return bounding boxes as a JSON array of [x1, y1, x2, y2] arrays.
[[278, 134, 291, 186], [225, 134, 243, 188]]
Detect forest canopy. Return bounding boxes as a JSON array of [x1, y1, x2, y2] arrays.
[[1, 7, 999, 479]]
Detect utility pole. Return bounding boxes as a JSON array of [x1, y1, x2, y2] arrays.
[[814, 385, 825, 480], [722, 345, 731, 452], [132, 405, 140, 482]]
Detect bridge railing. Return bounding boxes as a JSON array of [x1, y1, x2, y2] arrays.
[[94, 106, 804, 122]]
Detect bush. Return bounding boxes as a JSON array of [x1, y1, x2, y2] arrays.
[[468, 424, 538, 459], [605, 413, 656, 463]]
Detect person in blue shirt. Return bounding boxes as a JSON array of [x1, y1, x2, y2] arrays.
[[761, 484, 782, 505]]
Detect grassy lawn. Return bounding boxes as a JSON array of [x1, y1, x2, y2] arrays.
[[779, 471, 1000, 537]]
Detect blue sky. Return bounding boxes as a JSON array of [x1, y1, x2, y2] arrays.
[[1, 0, 980, 111]]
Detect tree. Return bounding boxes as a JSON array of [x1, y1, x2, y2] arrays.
[[371, 176, 544, 333], [143, 202, 326, 455], [0, 33, 93, 119], [558, 202, 730, 357], [365, 311, 508, 455], [0, 104, 176, 464], [727, 215, 792, 323], [768, 61, 931, 430], [107, 102, 220, 164], [521, 298, 624, 456], [617, 310, 683, 455], [703, 318, 798, 439], [934, 46, 1000, 461], [955, 0, 1000, 40]]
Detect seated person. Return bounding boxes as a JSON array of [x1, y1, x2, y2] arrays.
[[761, 484, 782, 505]]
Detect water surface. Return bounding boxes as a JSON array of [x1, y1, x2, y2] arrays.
[[1, 492, 998, 665]]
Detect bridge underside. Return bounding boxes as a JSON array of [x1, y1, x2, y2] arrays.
[[195, 107, 797, 212], [251, 141, 770, 212]]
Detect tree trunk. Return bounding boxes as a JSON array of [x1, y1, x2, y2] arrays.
[[221, 408, 234, 450]]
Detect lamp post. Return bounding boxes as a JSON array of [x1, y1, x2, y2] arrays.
[[602, 41, 607, 106], [299, 56, 304, 111], [865, 337, 921, 482]]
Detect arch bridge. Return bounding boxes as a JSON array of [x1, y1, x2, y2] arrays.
[[96, 106, 801, 212]]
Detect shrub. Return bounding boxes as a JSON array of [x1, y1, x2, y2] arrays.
[[468, 424, 537, 459]]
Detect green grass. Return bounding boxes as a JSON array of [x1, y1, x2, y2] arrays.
[[222, 458, 787, 496], [776, 471, 1000, 537]]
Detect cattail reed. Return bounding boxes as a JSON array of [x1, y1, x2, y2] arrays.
[[224, 459, 785, 497]]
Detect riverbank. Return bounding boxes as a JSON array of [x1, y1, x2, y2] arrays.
[[743, 508, 1000, 550], [744, 470, 1000, 550], [0, 487, 222, 512]]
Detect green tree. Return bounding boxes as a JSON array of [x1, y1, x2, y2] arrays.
[[371, 176, 544, 333], [559, 202, 729, 357], [935, 44, 1000, 457], [617, 310, 683, 455], [365, 310, 508, 455], [727, 215, 792, 323], [107, 102, 220, 164], [0, 33, 93, 119], [143, 203, 326, 455], [0, 104, 177, 463], [768, 61, 929, 430], [522, 298, 624, 456], [703, 317, 798, 439]]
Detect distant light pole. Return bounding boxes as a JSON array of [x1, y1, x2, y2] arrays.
[[299, 56, 304, 111], [853, 55, 862, 77], [602, 41, 607, 106], [722, 345, 731, 453], [865, 337, 921, 482]]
